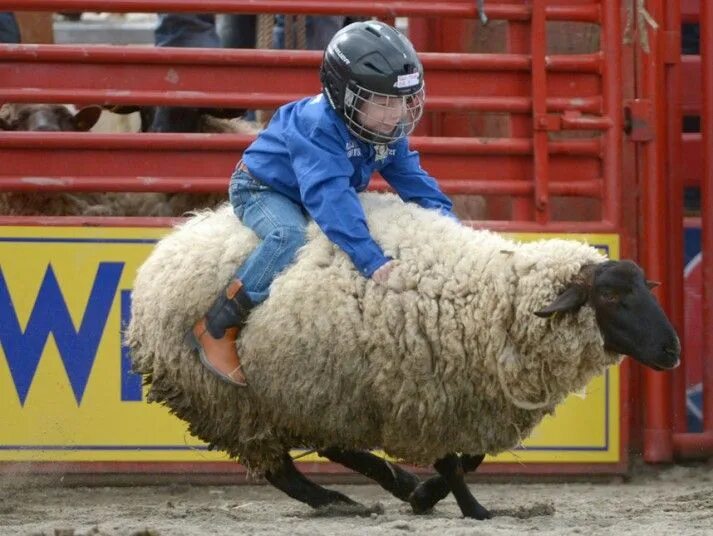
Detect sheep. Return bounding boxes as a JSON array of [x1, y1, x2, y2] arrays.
[[125, 192, 680, 519], [0, 103, 261, 217], [0, 103, 170, 217], [0, 102, 102, 132]]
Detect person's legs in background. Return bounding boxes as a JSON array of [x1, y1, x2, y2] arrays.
[[0, 12, 21, 44], [218, 15, 258, 121], [305, 16, 344, 50], [272, 15, 345, 50], [218, 14, 256, 48], [154, 13, 219, 47], [151, 13, 221, 132]]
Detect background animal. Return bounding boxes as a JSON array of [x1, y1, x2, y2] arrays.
[[0, 103, 261, 217]]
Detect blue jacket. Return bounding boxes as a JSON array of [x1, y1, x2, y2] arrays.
[[242, 94, 454, 277]]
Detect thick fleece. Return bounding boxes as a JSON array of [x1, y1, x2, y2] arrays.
[[126, 193, 618, 471]]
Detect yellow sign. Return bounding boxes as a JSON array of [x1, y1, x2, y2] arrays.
[[0, 227, 619, 464]]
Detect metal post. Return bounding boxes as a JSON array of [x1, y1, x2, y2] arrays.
[[530, 0, 550, 224], [641, 0, 674, 463]]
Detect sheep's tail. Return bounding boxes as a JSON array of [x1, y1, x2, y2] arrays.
[[496, 344, 551, 411]]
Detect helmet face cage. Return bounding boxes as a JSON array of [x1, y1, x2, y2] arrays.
[[342, 82, 425, 145]]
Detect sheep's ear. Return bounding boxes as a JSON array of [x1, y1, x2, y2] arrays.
[[73, 105, 102, 131], [646, 280, 660, 290], [534, 285, 589, 318]]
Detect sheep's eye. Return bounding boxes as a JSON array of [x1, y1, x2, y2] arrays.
[[598, 288, 619, 303]]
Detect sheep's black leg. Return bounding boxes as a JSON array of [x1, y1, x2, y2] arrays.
[[434, 453, 491, 519], [264, 452, 360, 509], [410, 453, 490, 519], [318, 447, 421, 502], [409, 453, 485, 514]]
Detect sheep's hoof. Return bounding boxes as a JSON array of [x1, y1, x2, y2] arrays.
[[408, 486, 435, 515], [461, 502, 492, 520]]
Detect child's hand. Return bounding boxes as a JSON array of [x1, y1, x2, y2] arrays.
[[372, 260, 397, 285]]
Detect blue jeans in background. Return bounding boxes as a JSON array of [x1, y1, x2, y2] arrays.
[[151, 14, 222, 131], [0, 12, 20, 44], [154, 13, 220, 47], [229, 167, 308, 304], [272, 15, 345, 50], [219, 14, 256, 48]]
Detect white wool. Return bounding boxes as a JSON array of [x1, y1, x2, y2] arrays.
[[127, 192, 618, 469]]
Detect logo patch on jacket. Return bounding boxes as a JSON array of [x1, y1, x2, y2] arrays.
[[346, 140, 362, 158], [375, 144, 391, 162]]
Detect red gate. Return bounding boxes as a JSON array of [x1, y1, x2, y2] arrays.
[[0, 0, 624, 230], [660, 0, 713, 460]]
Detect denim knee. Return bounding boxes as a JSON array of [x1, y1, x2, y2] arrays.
[[269, 225, 306, 254]]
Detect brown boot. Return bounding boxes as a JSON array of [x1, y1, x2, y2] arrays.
[[188, 278, 254, 386]]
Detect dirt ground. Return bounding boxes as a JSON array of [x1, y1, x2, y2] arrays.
[[1, 463, 711, 536]]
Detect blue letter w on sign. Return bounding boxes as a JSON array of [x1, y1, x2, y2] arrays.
[[0, 262, 123, 405]]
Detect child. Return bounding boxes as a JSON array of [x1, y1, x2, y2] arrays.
[[189, 20, 455, 386]]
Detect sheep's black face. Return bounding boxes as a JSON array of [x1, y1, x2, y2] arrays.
[[0, 104, 101, 132], [590, 261, 680, 370], [534, 260, 680, 371]]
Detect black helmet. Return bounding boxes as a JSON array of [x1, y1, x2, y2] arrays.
[[320, 21, 426, 145]]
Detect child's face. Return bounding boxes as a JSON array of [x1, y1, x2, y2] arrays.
[[357, 95, 407, 135], [343, 87, 425, 144]]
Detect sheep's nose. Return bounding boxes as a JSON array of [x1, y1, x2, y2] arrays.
[[661, 340, 681, 369], [665, 336, 681, 356], [34, 124, 60, 132]]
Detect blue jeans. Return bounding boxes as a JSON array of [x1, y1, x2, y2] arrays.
[[0, 12, 20, 44], [272, 15, 345, 50], [219, 14, 256, 49], [152, 14, 221, 132], [229, 167, 308, 304], [154, 13, 220, 48]]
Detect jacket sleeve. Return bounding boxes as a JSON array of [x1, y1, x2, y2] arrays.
[[379, 139, 457, 220], [285, 121, 391, 277]]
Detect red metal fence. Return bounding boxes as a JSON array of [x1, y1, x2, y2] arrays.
[[0, 0, 623, 233], [629, 0, 712, 462], [670, 0, 713, 460]]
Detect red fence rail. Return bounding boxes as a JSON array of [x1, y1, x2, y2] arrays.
[[0, 0, 601, 21], [0, 0, 623, 231], [0, 46, 605, 113]]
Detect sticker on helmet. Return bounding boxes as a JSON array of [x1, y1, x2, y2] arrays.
[[393, 72, 420, 88]]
